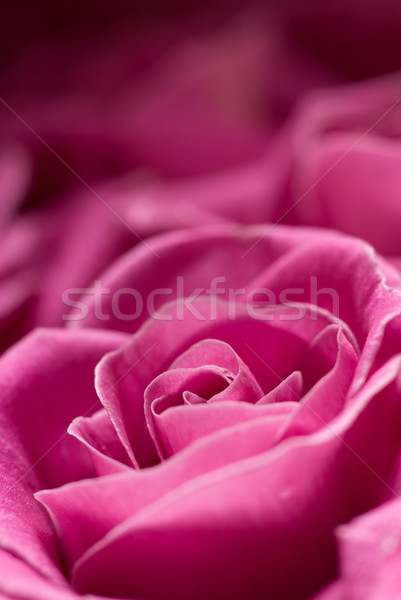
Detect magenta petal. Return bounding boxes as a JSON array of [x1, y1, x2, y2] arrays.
[[289, 74, 401, 257], [256, 370, 303, 404], [310, 135, 401, 256], [68, 409, 131, 476], [68, 225, 325, 333], [280, 327, 358, 440], [246, 236, 385, 345], [368, 313, 401, 377], [0, 549, 76, 600], [146, 365, 233, 458], [297, 323, 346, 392], [149, 400, 295, 458], [335, 499, 401, 600], [0, 327, 128, 581], [247, 234, 401, 392], [95, 334, 164, 469]]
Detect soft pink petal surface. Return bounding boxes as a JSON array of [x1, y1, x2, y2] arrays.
[[0, 328, 128, 586]]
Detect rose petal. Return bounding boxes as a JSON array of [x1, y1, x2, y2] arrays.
[[68, 225, 328, 332], [0, 327, 128, 581], [335, 498, 401, 600], [68, 409, 131, 477], [0, 549, 76, 600], [289, 74, 401, 257], [279, 327, 358, 440], [245, 234, 401, 391], [256, 370, 303, 404]]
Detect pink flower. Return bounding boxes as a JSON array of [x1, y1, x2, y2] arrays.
[[1, 4, 401, 597], [313, 499, 401, 599], [1, 1, 401, 352], [282, 73, 401, 260], [2, 225, 401, 599]]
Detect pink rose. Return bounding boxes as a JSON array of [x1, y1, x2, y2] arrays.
[[281, 73, 401, 262], [1, 6, 401, 599], [2, 225, 401, 599]]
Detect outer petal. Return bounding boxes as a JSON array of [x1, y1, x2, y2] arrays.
[[0, 328, 128, 582], [67, 224, 330, 331], [288, 74, 401, 256], [245, 235, 401, 391], [0, 550, 77, 600], [68, 409, 131, 476], [334, 498, 401, 600], [0, 548, 125, 599]]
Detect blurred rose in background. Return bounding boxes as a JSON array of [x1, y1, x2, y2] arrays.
[[0, 0, 401, 351]]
